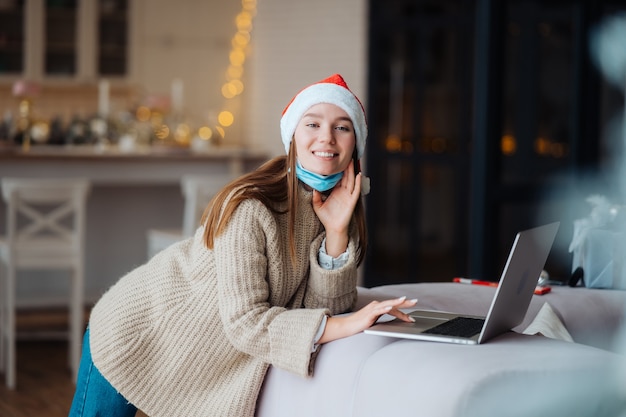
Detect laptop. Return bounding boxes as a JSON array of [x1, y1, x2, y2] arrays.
[[364, 222, 560, 345]]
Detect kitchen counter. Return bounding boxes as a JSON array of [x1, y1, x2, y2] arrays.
[[0, 144, 268, 184]]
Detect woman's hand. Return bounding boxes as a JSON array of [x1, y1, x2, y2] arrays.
[[312, 161, 362, 257], [317, 296, 418, 344]]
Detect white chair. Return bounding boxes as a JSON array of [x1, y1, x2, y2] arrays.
[[0, 178, 91, 389], [147, 174, 233, 258]]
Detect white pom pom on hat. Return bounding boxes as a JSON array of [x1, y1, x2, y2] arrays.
[[280, 74, 368, 159]]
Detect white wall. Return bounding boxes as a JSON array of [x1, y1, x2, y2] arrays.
[[244, 0, 369, 156], [128, 0, 370, 152], [129, 0, 244, 142]]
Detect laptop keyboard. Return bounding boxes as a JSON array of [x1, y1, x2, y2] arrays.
[[423, 317, 485, 338]]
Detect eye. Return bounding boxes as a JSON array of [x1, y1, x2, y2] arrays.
[[306, 122, 319, 128], [335, 125, 351, 132]]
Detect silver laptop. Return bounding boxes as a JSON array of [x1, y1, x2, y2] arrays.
[[364, 222, 560, 345]]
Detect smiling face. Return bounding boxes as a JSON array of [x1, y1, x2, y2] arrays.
[[293, 103, 356, 176]]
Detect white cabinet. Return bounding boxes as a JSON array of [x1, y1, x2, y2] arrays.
[[0, 0, 130, 81]]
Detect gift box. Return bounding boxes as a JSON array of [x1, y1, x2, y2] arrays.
[[570, 196, 626, 290], [571, 228, 626, 289]]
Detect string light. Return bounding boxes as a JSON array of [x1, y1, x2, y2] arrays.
[[218, 111, 234, 127], [501, 134, 517, 155], [198, 0, 257, 143]]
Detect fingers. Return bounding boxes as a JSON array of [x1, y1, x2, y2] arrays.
[[311, 189, 323, 207], [345, 163, 362, 198], [353, 171, 362, 196], [373, 296, 418, 323], [322, 162, 361, 216], [345, 158, 355, 179], [389, 308, 417, 323]]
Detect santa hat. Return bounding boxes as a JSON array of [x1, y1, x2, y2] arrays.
[[280, 74, 368, 159]]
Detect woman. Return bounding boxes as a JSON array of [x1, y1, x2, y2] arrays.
[[69, 74, 417, 417]]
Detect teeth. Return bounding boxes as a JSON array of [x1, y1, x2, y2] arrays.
[[315, 152, 335, 158]]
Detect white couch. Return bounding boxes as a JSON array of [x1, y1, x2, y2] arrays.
[[256, 283, 626, 417]]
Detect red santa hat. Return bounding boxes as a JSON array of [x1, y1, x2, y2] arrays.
[[280, 74, 368, 159]]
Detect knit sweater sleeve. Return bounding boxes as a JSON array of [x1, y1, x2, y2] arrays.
[[213, 198, 328, 377], [304, 232, 359, 313]]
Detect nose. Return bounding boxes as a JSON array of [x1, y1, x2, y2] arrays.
[[318, 125, 336, 144]]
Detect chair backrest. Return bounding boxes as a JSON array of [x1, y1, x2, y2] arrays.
[[1, 178, 91, 262], [180, 175, 234, 237]]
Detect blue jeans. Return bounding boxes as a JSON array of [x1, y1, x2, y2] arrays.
[[68, 329, 138, 417]]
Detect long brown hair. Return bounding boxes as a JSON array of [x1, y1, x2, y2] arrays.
[[201, 145, 368, 266]]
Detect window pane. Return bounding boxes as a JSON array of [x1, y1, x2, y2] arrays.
[[98, 0, 128, 75], [0, 0, 25, 74], [365, 0, 473, 285], [501, 2, 576, 185], [45, 0, 77, 75]]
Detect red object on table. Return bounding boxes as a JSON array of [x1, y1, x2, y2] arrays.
[[453, 277, 551, 295], [452, 277, 498, 287]]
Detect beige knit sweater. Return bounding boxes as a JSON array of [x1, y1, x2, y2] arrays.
[[89, 185, 359, 417]]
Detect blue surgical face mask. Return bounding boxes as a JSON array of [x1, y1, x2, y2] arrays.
[[295, 159, 343, 192]]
